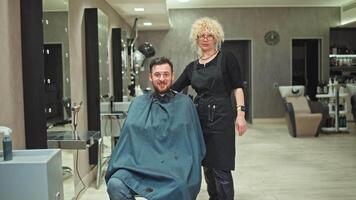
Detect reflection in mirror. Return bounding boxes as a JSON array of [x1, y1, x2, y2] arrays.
[[42, 0, 71, 130], [98, 10, 109, 99], [121, 30, 129, 100], [42, 1, 74, 200]]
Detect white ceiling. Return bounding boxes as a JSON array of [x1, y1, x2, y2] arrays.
[[106, 0, 353, 30], [167, 0, 355, 9], [105, 0, 170, 30], [43, 0, 356, 29], [105, 0, 356, 30]]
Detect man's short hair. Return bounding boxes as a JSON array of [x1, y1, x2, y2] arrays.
[[149, 57, 173, 72]]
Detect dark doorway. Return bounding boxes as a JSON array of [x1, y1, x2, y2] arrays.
[[43, 43, 64, 125], [292, 39, 320, 100], [222, 40, 252, 123]]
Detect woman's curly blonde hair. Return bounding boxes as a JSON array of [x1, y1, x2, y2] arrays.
[[189, 17, 225, 56]]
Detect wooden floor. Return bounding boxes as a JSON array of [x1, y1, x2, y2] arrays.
[[71, 120, 356, 200]]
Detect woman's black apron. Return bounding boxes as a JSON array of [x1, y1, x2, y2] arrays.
[[191, 52, 236, 170]]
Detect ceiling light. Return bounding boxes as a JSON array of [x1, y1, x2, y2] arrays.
[[143, 22, 152, 26], [178, 0, 190, 2], [134, 7, 144, 12]]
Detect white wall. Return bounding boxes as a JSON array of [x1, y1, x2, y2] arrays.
[[0, 0, 25, 149]]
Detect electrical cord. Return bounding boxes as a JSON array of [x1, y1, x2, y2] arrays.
[[69, 100, 86, 200], [75, 149, 86, 200]]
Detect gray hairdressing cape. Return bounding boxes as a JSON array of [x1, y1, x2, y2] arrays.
[[105, 91, 206, 200]]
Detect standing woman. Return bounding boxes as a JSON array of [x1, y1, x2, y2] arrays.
[[172, 17, 247, 200]]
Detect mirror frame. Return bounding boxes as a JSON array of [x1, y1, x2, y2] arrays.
[[112, 28, 124, 102], [84, 8, 101, 132]]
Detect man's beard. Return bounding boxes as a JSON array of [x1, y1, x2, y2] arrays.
[[153, 80, 172, 94]]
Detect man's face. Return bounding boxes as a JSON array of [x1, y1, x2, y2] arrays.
[[149, 63, 174, 94]]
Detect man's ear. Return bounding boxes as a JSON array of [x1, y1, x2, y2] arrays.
[[172, 72, 175, 81], [149, 73, 152, 82]]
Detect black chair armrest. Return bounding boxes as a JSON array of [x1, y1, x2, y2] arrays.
[[284, 102, 296, 137]]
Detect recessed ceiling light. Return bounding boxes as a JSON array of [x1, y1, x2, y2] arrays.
[[143, 22, 152, 26], [134, 7, 144, 12], [178, 0, 190, 2]]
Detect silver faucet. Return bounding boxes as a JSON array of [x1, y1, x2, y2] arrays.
[[71, 101, 83, 140]]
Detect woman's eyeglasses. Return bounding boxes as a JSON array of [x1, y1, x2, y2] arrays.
[[197, 34, 214, 41]]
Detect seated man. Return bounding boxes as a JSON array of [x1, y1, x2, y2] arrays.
[[105, 57, 206, 200]]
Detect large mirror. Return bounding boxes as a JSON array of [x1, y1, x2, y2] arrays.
[[121, 30, 129, 100], [42, 0, 73, 199], [98, 10, 110, 98], [42, 0, 71, 130]]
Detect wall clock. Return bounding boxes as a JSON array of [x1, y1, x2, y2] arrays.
[[264, 30, 280, 46]]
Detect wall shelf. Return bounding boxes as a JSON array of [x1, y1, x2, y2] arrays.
[[330, 66, 356, 72], [329, 110, 347, 115], [321, 127, 348, 132], [316, 92, 349, 98], [329, 54, 356, 58]]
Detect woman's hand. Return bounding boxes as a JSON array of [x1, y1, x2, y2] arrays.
[[233, 88, 246, 136], [235, 113, 247, 136]]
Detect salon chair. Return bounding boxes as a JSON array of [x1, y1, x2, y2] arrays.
[[279, 86, 324, 137]]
